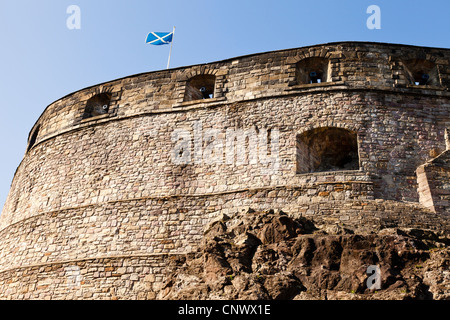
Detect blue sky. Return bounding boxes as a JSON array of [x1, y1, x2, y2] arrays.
[[0, 0, 449, 208]]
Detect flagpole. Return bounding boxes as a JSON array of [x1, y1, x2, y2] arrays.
[[167, 26, 175, 69]]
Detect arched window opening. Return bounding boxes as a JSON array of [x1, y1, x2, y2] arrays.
[[27, 125, 40, 152], [184, 74, 216, 102], [296, 57, 330, 85], [83, 93, 112, 119], [403, 59, 439, 86], [296, 127, 359, 173]]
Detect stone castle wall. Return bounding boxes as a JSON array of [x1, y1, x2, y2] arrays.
[[417, 149, 450, 213], [0, 42, 449, 299]]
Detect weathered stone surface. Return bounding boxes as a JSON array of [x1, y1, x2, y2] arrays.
[[0, 42, 449, 299], [158, 209, 449, 300]]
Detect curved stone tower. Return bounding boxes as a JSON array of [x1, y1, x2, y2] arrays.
[[0, 42, 449, 299]]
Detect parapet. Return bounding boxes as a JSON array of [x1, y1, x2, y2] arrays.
[[0, 41, 449, 299], [24, 42, 449, 156]]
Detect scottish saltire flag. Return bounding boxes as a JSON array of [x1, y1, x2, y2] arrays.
[[146, 31, 173, 45]]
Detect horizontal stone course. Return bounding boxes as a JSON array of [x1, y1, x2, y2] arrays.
[[0, 41, 449, 299]]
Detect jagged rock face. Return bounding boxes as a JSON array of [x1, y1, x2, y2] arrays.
[[158, 209, 449, 300]]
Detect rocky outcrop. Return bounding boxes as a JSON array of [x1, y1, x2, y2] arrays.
[[157, 209, 449, 300]]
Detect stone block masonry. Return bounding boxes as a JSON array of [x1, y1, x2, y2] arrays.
[[0, 41, 449, 299], [417, 149, 450, 213]]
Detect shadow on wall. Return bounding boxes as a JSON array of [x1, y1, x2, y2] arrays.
[[296, 127, 359, 174]]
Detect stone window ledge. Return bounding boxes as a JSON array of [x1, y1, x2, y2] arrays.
[[286, 81, 345, 92], [80, 113, 110, 123], [296, 168, 364, 177], [173, 96, 226, 108], [405, 84, 447, 91]]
